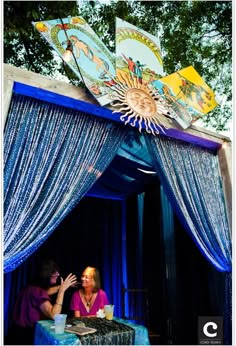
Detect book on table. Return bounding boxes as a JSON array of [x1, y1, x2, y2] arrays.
[[65, 324, 97, 336]]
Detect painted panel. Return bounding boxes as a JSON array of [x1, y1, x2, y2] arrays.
[[116, 17, 164, 86], [150, 66, 218, 129], [33, 16, 116, 106]]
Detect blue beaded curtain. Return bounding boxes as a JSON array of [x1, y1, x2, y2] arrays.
[[145, 135, 232, 343], [4, 94, 128, 273]]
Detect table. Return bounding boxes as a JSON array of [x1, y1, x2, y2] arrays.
[[34, 317, 150, 345], [114, 317, 150, 345]]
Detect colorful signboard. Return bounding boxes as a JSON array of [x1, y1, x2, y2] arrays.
[[33, 17, 218, 133], [116, 17, 164, 87], [33, 16, 116, 106], [150, 66, 218, 128]]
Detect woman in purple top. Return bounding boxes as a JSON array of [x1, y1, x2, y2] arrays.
[[9, 259, 77, 344], [70, 266, 109, 317]]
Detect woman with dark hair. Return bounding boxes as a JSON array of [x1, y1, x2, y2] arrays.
[[70, 266, 109, 317], [11, 259, 77, 344]]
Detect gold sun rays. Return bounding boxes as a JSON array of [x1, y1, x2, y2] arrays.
[[109, 70, 176, 135]]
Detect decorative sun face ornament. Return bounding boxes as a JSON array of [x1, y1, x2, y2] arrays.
[[109, 74, 178, 135]]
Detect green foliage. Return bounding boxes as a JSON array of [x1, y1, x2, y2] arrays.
[[4, 1, 80, 82], [4, 0, 232, 133]]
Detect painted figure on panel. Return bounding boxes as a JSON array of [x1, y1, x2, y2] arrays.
[[69, 35, 113, 80]]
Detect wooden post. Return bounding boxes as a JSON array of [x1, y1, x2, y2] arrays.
[[3, 78, 14, 127], [217, 142, 232, 232]]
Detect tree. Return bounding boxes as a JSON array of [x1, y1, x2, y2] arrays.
[[4, 0, 232, 133], [4, 1, 80, 82]]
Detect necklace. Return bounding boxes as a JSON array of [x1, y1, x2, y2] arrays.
[[84, 293, 93, 307]]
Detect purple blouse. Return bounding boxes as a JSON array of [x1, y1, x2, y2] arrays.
[[70, 289, 109, 316], [13, 285, 51, 327]]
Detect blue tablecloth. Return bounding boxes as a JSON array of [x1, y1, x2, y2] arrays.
[[34, 320, 80, 345], [34, 318, 150, 345], [114, 318, 150, 345]]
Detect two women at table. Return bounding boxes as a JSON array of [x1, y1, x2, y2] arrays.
[[11, 262, 108, 343], [70, 266, 109, 317]]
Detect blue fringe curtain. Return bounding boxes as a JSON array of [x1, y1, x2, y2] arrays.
[[4, 94, 128, 273], [145, 135, 232, 344]]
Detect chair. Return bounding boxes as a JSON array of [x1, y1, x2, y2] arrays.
[[121, 287, 160, 344]]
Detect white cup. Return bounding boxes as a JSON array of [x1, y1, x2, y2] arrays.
[[54, 314, 67, 334], [104, 304, 114, 320]]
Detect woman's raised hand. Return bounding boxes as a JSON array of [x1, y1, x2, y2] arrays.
[[59, 273, 78, 292]]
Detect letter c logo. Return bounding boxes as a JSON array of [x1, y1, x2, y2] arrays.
[[203, 322, 217, 337]]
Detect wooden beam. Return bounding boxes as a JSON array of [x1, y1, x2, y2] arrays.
[[4, 63, 97, 105]]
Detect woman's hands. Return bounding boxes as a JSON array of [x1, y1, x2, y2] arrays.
[[41, 273, 78, 319], [59, 273, 78, 292]]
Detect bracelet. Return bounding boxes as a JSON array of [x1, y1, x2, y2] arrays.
[[55, 302, 62, 306]]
